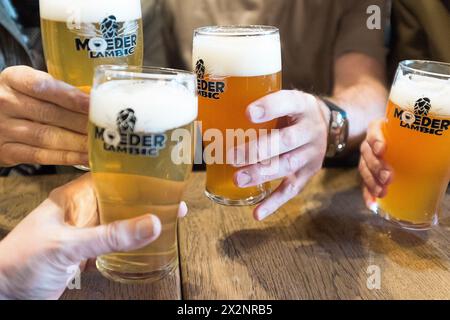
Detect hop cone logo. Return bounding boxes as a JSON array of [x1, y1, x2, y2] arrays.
[[195, 59, 206, 79], [101, 15, 119, 39], [117, 108, 137, 133], [414, 97, 431, 116]]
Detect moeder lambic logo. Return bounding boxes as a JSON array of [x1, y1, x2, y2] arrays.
[[394, 97, 449, 136], [117, 108, 137, 133], [414, 97, 431, 116], [101, 15, 119, 39], [72, 15, 139, 59], [195, 59, 206, 79], [195, 59, 225, 100], [95, 108, 167, 157]]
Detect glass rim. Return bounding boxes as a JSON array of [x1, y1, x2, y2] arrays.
[[194, 25, 279, 37], [399, 60, 450, 79], [94, 65, 196, 81]]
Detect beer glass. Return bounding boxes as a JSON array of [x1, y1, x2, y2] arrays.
[[39, 0, 144, 93], [89, 65, 197, 282], [40, 0, 143, 170], [375, 60, 450, 230], [193, 26, 282, 206]]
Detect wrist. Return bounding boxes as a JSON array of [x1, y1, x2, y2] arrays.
[[316, 98, 332, 135]]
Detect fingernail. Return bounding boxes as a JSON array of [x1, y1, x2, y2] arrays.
[[374, 141, 383, 156], [135, 215, 161, 241], [179, 201, 188, 218], [249, 105, 265, 121], [256, 208, 270, 221], [236, 171, 252, 187], [379, 170, 390, 184]]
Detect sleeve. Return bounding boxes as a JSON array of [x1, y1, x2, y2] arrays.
[[141, 0, 169, 68], [334, 0, 388, 66]]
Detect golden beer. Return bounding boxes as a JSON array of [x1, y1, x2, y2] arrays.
[[89, 66, 197, 282], [193, 26, 282, 206], [376, 61, 450, 230], [40, 0, 143, 93]]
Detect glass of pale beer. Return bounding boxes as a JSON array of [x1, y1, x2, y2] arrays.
[[193, 26, 282, 206], [89, 65, 197, 282], [39, 0, 143, 93], [40, 0, 144, 171], [375, 60, 450, 230]]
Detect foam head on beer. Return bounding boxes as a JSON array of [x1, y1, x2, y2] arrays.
[[90, 80, 198, 134], [39, 0, 142, 23], [390, 73, 450, 117], [193, 26, 282, 77]]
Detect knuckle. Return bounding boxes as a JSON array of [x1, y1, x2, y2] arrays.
[[284, 181, 300, 198], [31, 148, 46, 164], [35, 126, 52, 146], [0, 144, 16, 166], [31, 77, 53, 96], [281, 128, 298, 149], [358, 158, 365, 172], [61, 151, 72, 165], [286, 154, 302, 173], [360, 140, 370, 154], [36, 104, 57, 123], [104, 223, 123, 252], [0, 121, 9, 136]]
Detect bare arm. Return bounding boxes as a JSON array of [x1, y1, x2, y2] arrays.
[[331, 52, 389, 151]]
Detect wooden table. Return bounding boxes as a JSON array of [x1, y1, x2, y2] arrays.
[[0, 170, 449, 300]]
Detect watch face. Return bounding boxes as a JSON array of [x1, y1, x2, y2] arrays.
[[326, 108, 349, 158]]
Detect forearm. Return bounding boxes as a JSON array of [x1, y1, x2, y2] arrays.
[[329, 53, 389, 151], [331, 77, 388, 150]]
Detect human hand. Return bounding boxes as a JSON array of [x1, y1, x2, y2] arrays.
[[229, 90, 330, 221], [0, 174, 188, 300], [0, 66, 89, 167], [358, 119, 393, 208]]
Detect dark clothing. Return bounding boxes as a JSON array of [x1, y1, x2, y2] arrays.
[[388, 0, 450, 78]]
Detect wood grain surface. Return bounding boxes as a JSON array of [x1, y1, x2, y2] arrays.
[[1, 170, 449, 300], [179, 170, 450, 300]]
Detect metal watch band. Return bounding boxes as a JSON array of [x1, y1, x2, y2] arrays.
[[321, 98, 349, 158]]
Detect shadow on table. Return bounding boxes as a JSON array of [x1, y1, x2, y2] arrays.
[[219, 187, 446, 285]]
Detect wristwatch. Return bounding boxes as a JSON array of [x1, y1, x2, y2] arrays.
[[321, 98, 349, 158]]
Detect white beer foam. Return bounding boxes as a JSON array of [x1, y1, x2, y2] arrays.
[[390, 73, 450, 117], [90, 80, 198, 133], [193, 31, 282, 77], [40, 0, 142, 23]]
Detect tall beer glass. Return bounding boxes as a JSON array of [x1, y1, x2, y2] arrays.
[[376, 60, 450, 230], [193, 26, 282, 206], [89, 66, 197, 282], [39, 0, 144, 93]]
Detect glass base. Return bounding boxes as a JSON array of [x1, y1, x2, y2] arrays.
[[96, 257, 177, 284], [373, 206, 438, 231], [205, 188, 270, 206]]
